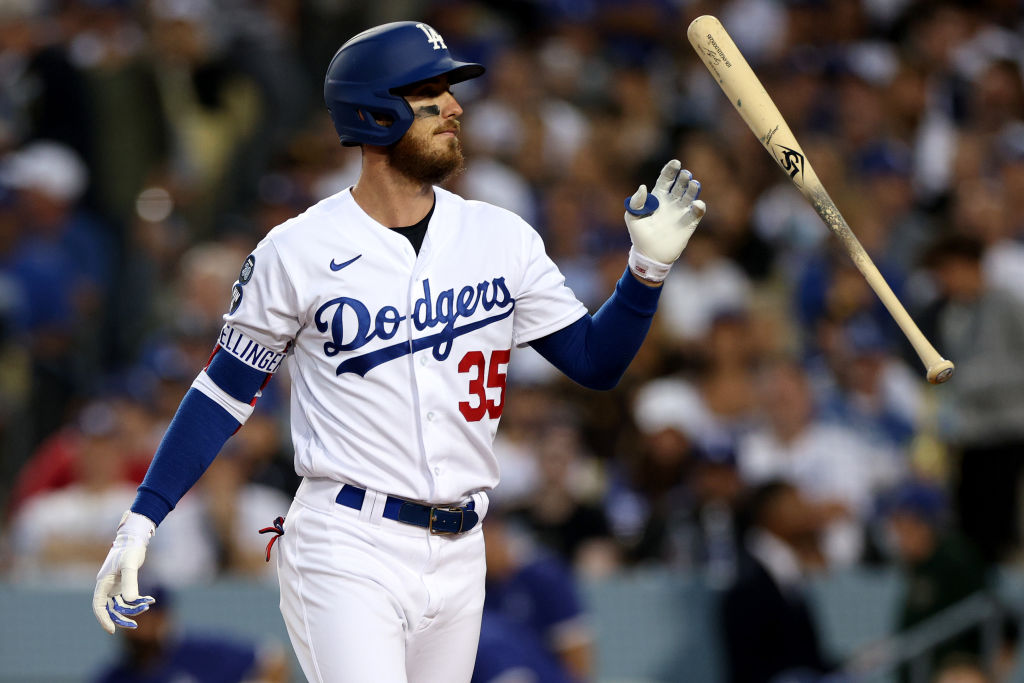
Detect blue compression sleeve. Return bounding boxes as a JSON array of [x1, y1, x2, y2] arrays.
[[530, 267, 661, 390], [131, 389, 241, 525], [132, 350, 272, 524]]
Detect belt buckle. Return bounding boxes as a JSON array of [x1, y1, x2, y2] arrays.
[[428, 506, 464, 535]]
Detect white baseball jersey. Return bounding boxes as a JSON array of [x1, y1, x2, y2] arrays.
[[219, 186, 586, 504]]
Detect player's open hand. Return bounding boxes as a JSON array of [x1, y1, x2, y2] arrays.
[[624, 159, 706, 283], [92, 511, 157, 634]]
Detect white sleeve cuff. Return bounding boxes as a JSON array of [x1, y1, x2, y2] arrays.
[[191, 371, 255, 425]]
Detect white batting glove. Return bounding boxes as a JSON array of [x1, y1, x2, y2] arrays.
[[92, 510, 157, 634], [624, 159, 706, 283]]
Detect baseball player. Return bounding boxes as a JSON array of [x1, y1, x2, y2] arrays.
[[92, 21, 706, 683]]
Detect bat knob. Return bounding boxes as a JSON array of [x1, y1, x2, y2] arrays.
[[927, 360, 955, 384]]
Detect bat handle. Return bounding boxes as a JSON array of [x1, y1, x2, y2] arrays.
[[848, 248, 955, 384]]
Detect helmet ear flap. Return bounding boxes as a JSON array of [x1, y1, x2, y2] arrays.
[[327, 93, 413, 147], [358, 109, 396, 127]]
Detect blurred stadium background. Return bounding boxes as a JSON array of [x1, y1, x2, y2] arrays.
[[2, 0, 1024, 681]]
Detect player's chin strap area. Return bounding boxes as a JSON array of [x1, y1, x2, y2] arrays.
[[336, 484, 479, 535]]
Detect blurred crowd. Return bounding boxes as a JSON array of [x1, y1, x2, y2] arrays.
[[1, 0, 1024, 679]]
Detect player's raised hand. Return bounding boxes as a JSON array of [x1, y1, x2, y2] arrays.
[[624, 159, 706, 283], [92, 511, 157, 634]]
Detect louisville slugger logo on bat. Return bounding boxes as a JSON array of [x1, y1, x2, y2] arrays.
[[775, 145, 805, 180], [763, 125, 805, 180]]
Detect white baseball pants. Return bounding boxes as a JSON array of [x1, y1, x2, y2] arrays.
[[276, 477, 487, 683]]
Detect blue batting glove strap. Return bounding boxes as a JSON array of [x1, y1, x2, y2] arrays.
[[106, 594, 155, 628], [624, 193, 659, 217], [106, 605, 138, 629], [116, 595, 155, 615]]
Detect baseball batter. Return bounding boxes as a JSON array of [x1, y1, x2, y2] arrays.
[[93, 21, 706, 683]]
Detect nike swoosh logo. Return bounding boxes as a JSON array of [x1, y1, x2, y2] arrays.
[[330, 254, 362, 271]]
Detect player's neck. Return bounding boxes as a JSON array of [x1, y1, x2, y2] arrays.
[[352, 160, 435, 229]]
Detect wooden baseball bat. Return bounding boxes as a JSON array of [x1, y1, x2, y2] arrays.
[[687, 15, 954, 384]]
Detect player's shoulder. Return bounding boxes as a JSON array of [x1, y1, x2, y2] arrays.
[[436, 187, 533, 233], [258, 188, 354, 250]]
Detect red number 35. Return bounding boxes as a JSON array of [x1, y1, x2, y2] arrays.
[[458, 349, 511, 422]]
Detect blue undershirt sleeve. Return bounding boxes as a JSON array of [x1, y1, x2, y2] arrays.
[[529, 267, 661, 390], [131, 389, 241, 525], [131, 351, 272, 525], [132, 348, 276, 524]]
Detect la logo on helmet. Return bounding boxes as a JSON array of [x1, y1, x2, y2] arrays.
[[415, 23, 447, 50]]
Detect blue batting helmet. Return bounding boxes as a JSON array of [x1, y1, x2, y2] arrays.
[[324, 21, 485, 147]]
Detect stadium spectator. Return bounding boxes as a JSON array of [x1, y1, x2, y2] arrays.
[[720, 480, 835, 683], [91, 581, 289, 683], [472, 609, 577, 683], [931, 657, 992, 683], [0, 0, 92, 157], [0, 141, 115, 447], [737, 357, 900, 566], [5, 392, 153, 519], [463, 44, 589, 188], [7, 400, 138, 583], [676, 442, 744, 587], [921, 233, 1024, 564], [57, 0, 170, 226], [879, 478, 990, 682], [483, 511, 593, 681], [607, 376, 700, 565], [811, 315, 924, 452], [507, 416, 618, 577], [146, 0, 266, 238], [658, 230, 752, 352]]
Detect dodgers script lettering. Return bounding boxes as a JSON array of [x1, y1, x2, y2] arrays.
[[315, 276, 515, 377]]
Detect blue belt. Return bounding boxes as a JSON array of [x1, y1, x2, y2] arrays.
[[335, 485, 479, 535]]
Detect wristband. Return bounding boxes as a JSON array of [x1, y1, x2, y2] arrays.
[[628, 246, 672, 283], [119, 510, 156, 539]]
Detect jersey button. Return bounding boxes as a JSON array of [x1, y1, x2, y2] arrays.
[[426, 411, 435, 421], [434, 466, 441, 475], [419, 356, 428, 367]]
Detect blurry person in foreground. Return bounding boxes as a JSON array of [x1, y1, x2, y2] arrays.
[[880, 479, 991, 682], [91, 582, 289, 683], [720, 480, 834, 683], [921, 233, 1024, 565]]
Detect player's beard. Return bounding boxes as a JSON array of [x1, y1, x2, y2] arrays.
[[388, 122, 465, 186]]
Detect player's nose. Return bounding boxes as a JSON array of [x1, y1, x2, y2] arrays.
[[441, 91, 463, 119]]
